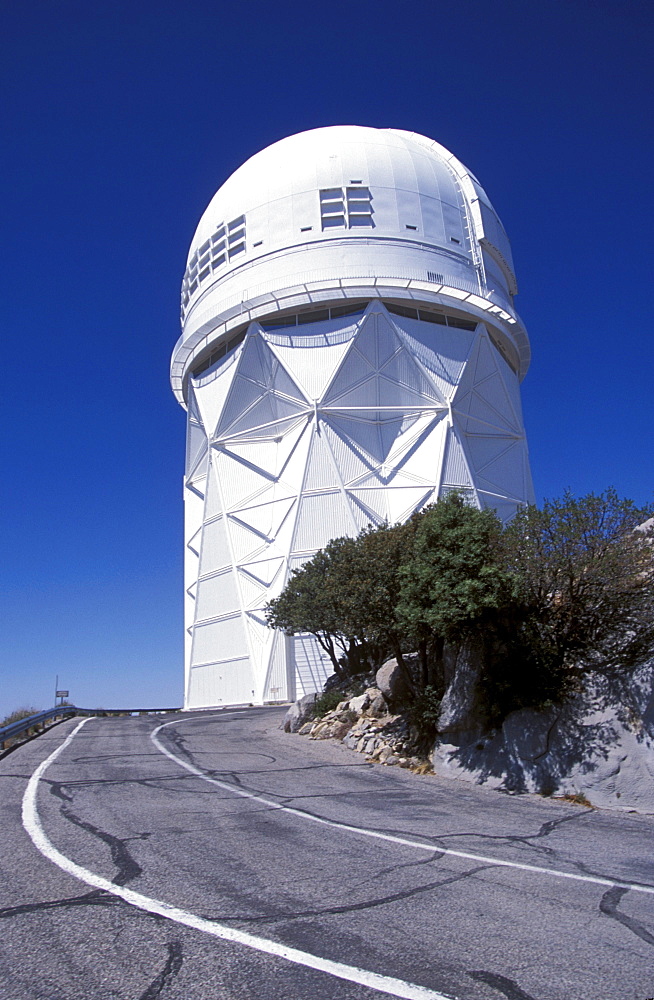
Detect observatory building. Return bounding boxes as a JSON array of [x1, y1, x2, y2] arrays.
[[171, 125, 534, 710]]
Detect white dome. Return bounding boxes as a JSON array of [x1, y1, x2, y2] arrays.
[[172, 126, 528, 402], [189, 126, 485, 257]]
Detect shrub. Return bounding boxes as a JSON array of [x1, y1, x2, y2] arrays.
[[312, 689, 346, 718], [406, 686, 441, 740], [1, 706, 41, 728]]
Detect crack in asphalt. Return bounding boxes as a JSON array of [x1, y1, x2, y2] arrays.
[[469, 969, 539, 999], [47, 780, 147, 886], [196, 864, 493, 924], [159, 724, 654, 895], [0, 889, 117, 918], [600, 886, 654, 947], [138, 941, 184, 1000]]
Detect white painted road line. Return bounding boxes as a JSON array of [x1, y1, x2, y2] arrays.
[[152, 715, 654, 898], [22, 717, 456, 1000]]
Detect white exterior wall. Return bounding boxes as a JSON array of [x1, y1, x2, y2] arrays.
[[173, 126, 534, 709]]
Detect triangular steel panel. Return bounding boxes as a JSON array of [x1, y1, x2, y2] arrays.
[[187, 449, 209, 488], [292, 491, 355, 553], [226, 417, 310, 481], [198, 516, 232, 577], [232, 495, 297, 541], [203, 461, 223, 520], [320, 420, 376, 484], [217, 335, 307, 438], [475, 442, 526, 499], [193, 354, 240, 438], [321, 344, 377, 403], [450, 332, 483, 405], [477, 493, 520, 524], [267, 338, 352, 402], [473, 372, 521, 433], [379, 349, 445, 402], [186, 411, 208, 479], [353, 310, 402, 369], [463, 435, 516, 476], [303, 428, 340, 491], [346, 488, 389, 522], [239, 334, 308, 402], [214, 449, 272, 511], [388, 315, 476, 388], [391, 414, 448, 484], [220, 391, 308, 438], [236, 570, 268, 611], [461, 392, 521, 435], [226, 517, 268, 563], [386, 486, 435, 524], [494, 350, 525, 427], [219, 413, 310, 445], [472, 334, 499, 385], [325, 413, 392, 465], [441, 431, 473, 488], [238, 556, 285, 589]]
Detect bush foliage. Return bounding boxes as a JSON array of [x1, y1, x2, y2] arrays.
[[0, 707, 41, 728], [266, 490, 654, 729]]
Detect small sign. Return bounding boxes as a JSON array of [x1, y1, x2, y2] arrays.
[[56, 690, 69, 698]]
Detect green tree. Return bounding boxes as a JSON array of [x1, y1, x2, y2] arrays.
[[496, 489, 654, 710], [265, 520, 417, 680], [264, 542, 355, 677], [396, 492, 511, 689]]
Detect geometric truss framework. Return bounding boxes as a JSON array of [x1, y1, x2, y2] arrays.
[[182, 301, 534, 710]]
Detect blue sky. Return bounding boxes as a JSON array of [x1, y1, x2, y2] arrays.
[[1, 0, 652, 716]]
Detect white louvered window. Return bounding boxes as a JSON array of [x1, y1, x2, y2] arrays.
[[346, 187, 373, 227], [181, 214, 247, 317], [319, 187, 373, 230], [319, 188, 346, 229]]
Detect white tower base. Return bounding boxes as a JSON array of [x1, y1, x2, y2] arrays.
[[182, 300, 532, 709]]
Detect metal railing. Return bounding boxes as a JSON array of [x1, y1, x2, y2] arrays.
[[0, 706, 181, 752]]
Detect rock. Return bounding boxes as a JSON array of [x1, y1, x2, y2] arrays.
[[349, 693, 371, 714], [376, 658, 412, 710], [282, 693, 316, 733], [437, 639, 486, 742], [366, 694, 388, 718], [297, 721, 314, 736], [432, 659, 654, 813]]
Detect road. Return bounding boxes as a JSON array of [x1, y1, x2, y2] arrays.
[[0, 708, 653, 1000]]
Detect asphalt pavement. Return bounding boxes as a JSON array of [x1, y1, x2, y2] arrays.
[[0, 708, 653, 1000]]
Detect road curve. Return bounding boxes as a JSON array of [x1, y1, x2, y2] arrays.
[[1, 708, 653, 1000]]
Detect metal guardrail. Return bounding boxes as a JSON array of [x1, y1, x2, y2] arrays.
[[0, 706, 182, 751]]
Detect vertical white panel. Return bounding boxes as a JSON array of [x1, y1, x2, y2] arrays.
[[191, 615, 249, 666], [293, 634, 333, 697]]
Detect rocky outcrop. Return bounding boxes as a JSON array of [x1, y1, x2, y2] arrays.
[[290, 680, 431, 771], [285, 654, 654, 813], [433, 659, 654, 812], [375, 658, 413, 710], [282, 693, 317, 733]]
